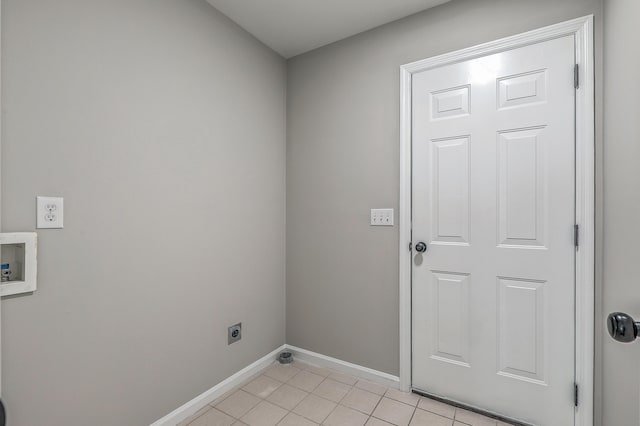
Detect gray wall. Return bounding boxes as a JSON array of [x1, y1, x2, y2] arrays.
[[602, 0, 640, 424], [286, 0, 601, 379], [0, 1, 286, 425]]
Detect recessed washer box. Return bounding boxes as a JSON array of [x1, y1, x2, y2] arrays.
[[0, 232, 37, 297]]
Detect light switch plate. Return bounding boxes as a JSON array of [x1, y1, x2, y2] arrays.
[[371, 208, 394, 226], [36, 196, 64, 229]]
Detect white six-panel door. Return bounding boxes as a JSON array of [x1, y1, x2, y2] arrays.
[[411, 35, 576, 425]]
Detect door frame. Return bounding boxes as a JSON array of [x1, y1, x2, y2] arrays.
[[398, 15, 594, 425]]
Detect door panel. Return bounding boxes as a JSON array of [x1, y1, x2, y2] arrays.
[[431, 271, 470, 366], [497, 127, 547, 247], [431, 136, 470, 244], [412, 35, 576, 425], [497, 277, 547, 384]]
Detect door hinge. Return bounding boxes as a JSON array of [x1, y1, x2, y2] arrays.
[[574, 64, 580, 89], [575, 383, 579, 407], [574, 224, 580, 249]]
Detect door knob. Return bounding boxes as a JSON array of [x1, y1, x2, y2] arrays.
[[415, 242, 427, 253], [607, 312, 640, 343]]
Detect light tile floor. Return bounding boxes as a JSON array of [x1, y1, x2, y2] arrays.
[[177, 360, 517, 426]]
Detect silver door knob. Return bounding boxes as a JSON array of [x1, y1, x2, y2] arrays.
[[607, 312, 640, 343], [415, 242, 427, 253]]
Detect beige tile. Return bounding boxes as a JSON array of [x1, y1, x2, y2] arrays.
[[312, 378, 352, 402], [277, 412, 318, 426], [341, 387, 382, 415], [288, 370, 325, 392], [266, 384, 309, 410], [289, 360, 308, 369], [178, 405, 213, 426], [264, 363, 301, 382], [215, 390, 261, 419], [328, 371, 358, 386], [366, 418, 394, 426], [290, 360, 312, 368], [300, 363, 332, 377], [496, 421, 516, 426], [189, 407, 235, 426], [240, 401, 288, 426], [323, 405, 369, 426], [210, 386, 243, 407], [243, 375, 283, 398], [355, 380, 388, 396], [384, 388, 421, 407], [371, 397, 415, 426], [232, 422, 248, 426], [292, 393, 337, 424], [417, 398, 455, 419], [454, 409, 497, 426], [409, 408, 453, 426]]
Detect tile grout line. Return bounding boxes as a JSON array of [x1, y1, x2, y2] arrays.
[[406, 403, 418, 426], [338, 385, 383, 417], [279, 369, 315, 423], [320, 379, 357, 425], [367, 386, 393, 423], [366, 387, 389, 426], [286, 371, 333, 424]]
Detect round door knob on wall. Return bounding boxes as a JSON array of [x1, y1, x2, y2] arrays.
[[415, 242, 427, 253], [607, 312, 640, 343]]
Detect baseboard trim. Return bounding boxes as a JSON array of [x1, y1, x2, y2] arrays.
[[150, 344, 286, 426], [150, 344, 400, 425], [285, 345, 400, 389]]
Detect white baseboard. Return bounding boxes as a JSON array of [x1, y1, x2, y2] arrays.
[[150, 344, 400, 425], [285, 345, 400, 389], [150, 344, 286, 426]]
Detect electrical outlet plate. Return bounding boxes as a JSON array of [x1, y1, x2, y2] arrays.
[[228, 323, 242, 345], [36, 196, 64, 229], [370, 208, 394, 226]]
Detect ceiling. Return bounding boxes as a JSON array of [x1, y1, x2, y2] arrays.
[[206, 0, 452, 58]]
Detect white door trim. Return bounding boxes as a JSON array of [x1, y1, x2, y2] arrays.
[[399, 15, 595, 425]]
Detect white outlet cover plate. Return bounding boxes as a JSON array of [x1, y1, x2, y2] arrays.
[[370, 208, 394, 226], [36, 196, 64, 229]]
